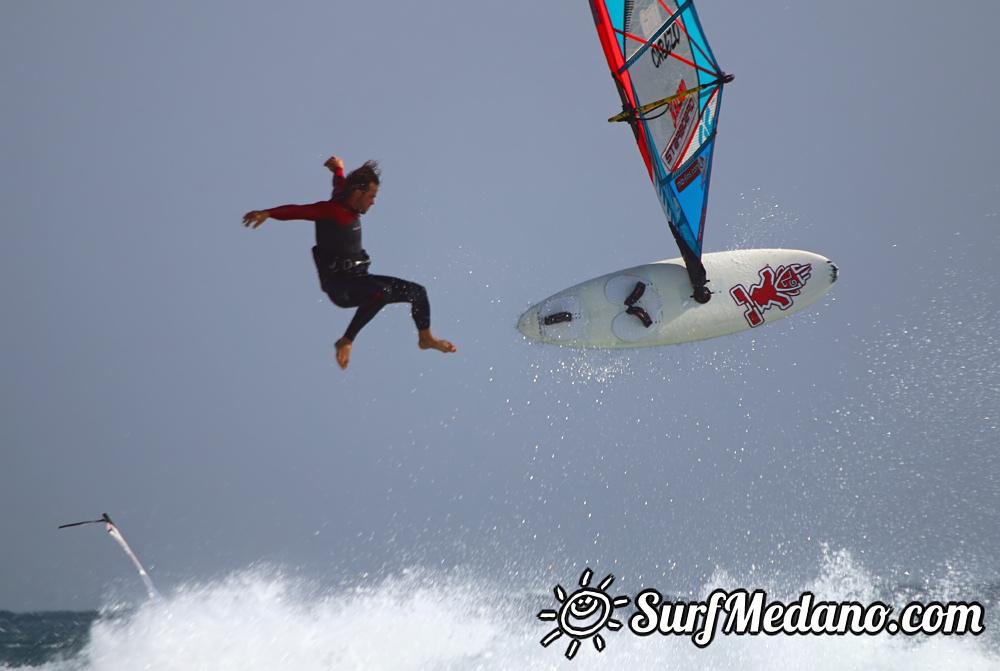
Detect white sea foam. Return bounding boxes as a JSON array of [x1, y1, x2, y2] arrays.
[[37, 550, 996, 670]]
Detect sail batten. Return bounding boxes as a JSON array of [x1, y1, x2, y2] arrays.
[[590, 0, 731, 295]]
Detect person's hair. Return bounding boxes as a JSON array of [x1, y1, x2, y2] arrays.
[[340, 160, 381, 198]]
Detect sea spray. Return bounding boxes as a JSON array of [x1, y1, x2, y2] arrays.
[[20, 552, 997, 671]]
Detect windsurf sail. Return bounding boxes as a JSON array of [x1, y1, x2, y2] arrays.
[[589, 0, 732, 301], [60, 513, 162, 600]]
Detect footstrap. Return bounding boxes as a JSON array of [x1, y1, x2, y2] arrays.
[[625, 305, 653, 328], [543, 311, 573, 326]]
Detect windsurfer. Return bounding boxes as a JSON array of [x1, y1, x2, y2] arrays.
[[243, 156, 456, 369]]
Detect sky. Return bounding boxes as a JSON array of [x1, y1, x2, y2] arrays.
[[2, 1, 998, 613]]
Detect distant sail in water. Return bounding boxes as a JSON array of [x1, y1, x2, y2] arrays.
[[589, 0, 733, 301], [60, 513, 161, 600]]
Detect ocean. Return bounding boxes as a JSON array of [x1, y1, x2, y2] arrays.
[[3, 549, 997, 670]]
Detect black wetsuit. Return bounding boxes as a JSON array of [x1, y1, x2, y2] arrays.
[[265, 168, 431, 341]]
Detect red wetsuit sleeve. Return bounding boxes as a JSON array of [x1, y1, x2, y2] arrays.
[[332, 166, 345, 197], [267, 198, 358, 227], [266, 201, 342, 222]]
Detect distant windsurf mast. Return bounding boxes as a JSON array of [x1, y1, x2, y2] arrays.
[[590, 0, 733, 301], [60, 513, 162, 600]]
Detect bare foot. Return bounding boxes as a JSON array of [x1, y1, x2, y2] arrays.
[[418, 329, 457, 354], [335, 337, 353, 369]]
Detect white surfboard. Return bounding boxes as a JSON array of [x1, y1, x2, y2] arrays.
[[518, 249, 837, 349]]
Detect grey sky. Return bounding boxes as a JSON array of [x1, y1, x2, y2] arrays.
[[2, 1, 998, 612]]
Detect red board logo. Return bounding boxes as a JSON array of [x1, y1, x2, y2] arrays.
[[729, 263, 812, 327]]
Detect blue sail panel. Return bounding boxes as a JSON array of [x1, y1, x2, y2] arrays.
[[669, 137, 716, 256]]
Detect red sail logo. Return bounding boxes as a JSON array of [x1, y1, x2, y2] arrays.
[[662, 81, 698, 169], [729, 263, 812, 327]]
